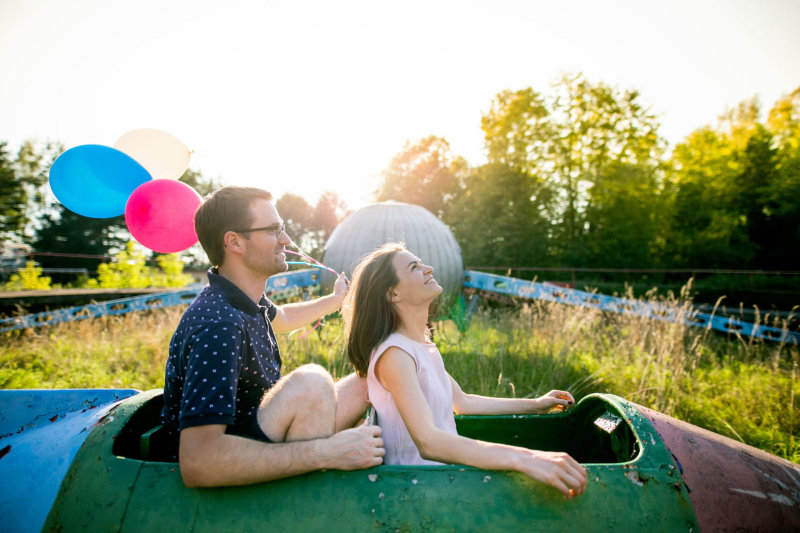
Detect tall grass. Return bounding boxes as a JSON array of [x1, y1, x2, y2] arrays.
[[2, 291, 797, 462]]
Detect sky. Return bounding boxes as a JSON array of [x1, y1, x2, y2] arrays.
[[1, 0, 798, 210]]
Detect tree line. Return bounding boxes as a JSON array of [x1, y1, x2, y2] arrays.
[[2, 73, 798, 290], [377, 74, 800, 278]]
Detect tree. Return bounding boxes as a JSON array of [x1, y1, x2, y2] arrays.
[[375, 136, 466, 218], [0, 140, 62, 242], [313, 191, 350, 242], [584, 162, 664, 268], [180, 167, 222, 197], [762, 87, 800, 269], [0, 142, 23, 240], [663, 127, 752, 268], [662, 91, 800, 271], [481, 74, 663, 265], [443, 163, 553, 268], [276, 193, 315, 250], [31, 204, 126, 272], [737, 127, 782, 268], [275, 191, 351, 259], [174, 168, 224, 269]]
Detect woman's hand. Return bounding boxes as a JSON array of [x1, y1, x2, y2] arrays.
[[517, 449, 587, 499], [535, 390, 575, 413]]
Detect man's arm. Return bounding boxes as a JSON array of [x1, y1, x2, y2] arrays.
[[179, 423, 383, 488], [271, 273, 348, 333]]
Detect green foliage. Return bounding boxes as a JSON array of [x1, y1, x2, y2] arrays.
[[0, 309, 179, 390], [3, 291, 797, 463], [0, 140, 62, 241], [376, 136, 467, 218], [3, 261, 51, 290], [276, 191, 350, 258], [480, 74, 664, 265], [0, 142, 25, 239], [369, 76, 800, 288], [179, 168, 222, 197], [83, 242, 192, 289], [443, 163, 553, 267], [154, 254, 194, 287], [663, 92, 800, 270], [32, 204, 127, 273]]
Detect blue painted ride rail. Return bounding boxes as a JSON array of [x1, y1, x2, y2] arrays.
[[0, 269, 321, 333], [463, 270, 799, 344], [2, 268, 796, 344]]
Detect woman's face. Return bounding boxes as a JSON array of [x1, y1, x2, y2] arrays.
[[389, 250, 442, 305]]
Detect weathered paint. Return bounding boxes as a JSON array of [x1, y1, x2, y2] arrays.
[[0, 388, 138, 533], [635, 404, 800, 531], [42, 391, 699, 532]]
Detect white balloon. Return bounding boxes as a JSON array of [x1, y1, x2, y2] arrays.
[[114, 128, 191, 180]]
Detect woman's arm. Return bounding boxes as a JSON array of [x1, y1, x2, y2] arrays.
[[375, 347, 587, 499], [450, 376, 574, 415]]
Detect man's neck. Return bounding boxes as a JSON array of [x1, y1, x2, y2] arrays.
[[217, 264, 268, 305]]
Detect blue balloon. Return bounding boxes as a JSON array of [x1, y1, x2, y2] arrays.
[[49, 145, 152, 218]]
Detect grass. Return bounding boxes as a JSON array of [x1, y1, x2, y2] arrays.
[[2, 291, 798, 463]]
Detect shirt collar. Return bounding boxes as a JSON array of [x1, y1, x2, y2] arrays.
[[207, 267, 268, 316]]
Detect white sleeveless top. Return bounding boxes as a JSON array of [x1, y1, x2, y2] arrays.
[[366, 332, 457, 465]]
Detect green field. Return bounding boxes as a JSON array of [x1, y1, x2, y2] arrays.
[[2, 296, 797, 463]]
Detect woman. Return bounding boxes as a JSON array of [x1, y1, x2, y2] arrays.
[[343, 243, 587, 499]]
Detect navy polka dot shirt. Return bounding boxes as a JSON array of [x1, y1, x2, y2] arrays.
[[161, 268, 282, 442]]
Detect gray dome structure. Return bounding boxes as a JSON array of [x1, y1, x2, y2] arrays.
[[321, 202, 463, 306]]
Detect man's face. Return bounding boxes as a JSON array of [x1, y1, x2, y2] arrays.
[[239, 199, 291, 278]]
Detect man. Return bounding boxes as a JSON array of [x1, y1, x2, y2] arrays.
[[162, 186, 384, 487]]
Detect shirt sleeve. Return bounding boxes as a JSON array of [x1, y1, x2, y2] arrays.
[[178, 321, 245, 430]]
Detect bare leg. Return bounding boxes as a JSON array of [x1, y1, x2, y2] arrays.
[[334, 373, 369, 432], [256, 364, 336, 442]]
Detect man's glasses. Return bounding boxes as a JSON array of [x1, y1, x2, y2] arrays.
[[233, 223, 286, 239]]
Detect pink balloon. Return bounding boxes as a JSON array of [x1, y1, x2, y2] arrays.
[[125, 180, 202, 253]]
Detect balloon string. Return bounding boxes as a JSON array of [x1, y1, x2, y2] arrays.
[[286, 241, 328, 266], [297, 319, 321, 339], [285, 242, 342, 341], [285, 248, 341, 277], [286, 261, 338, 275], [286, 247, 325, 267]]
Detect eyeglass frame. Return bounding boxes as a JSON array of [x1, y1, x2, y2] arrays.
[[231, 223, 287, 239]]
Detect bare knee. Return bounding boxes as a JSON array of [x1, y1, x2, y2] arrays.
[[290, 364, 335, 389], [283, 364, 335, 406], [259, 364, 336, 441]]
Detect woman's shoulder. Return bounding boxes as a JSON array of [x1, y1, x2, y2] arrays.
[[370, 334, 420, 377], [371, 333, 418, 363], [378, 332, 425, 352]]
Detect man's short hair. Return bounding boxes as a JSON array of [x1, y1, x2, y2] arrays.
[[194, 186, 273, 267]]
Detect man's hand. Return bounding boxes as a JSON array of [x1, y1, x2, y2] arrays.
[[321, 425, 384, 470]]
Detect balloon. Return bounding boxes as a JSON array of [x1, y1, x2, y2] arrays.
[[114, 128, 191, 180], [125, 180, 202, 253], [49, 145, 152, 218]]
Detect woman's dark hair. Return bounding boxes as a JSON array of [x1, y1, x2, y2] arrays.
[[343, 242, 407, 376]]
